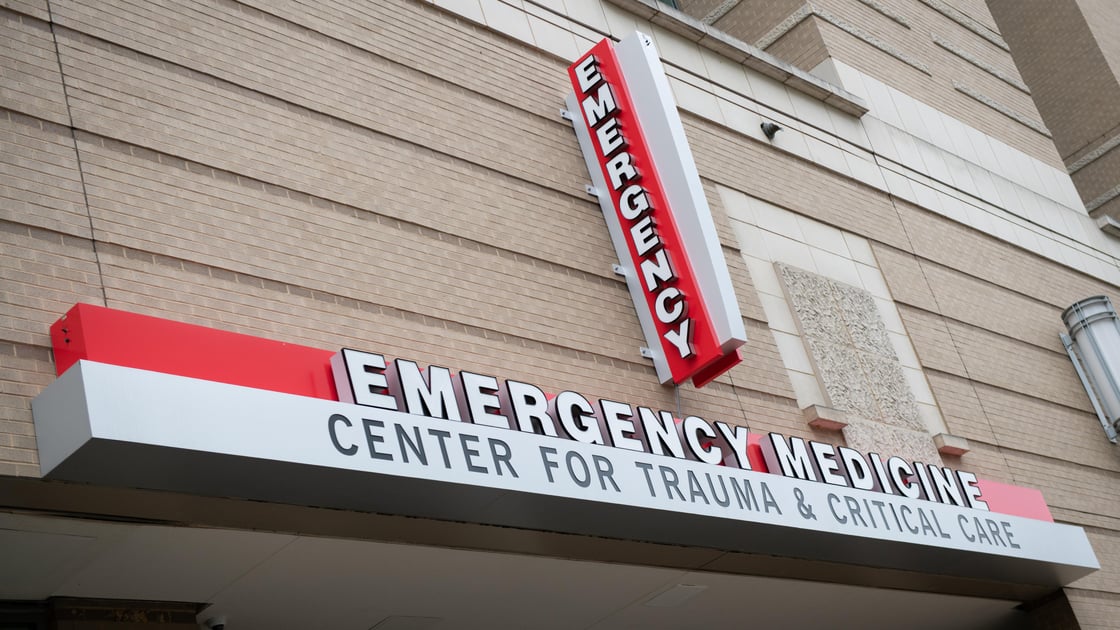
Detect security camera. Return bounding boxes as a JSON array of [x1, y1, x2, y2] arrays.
[[205, 616, 227, 630]]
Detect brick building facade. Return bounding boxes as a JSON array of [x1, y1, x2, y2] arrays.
[[2, 0, 1118, 627]]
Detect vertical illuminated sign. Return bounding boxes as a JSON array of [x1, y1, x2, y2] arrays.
[[566, 32, 746, 387]]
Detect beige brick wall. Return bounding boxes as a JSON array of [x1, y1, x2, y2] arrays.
[[896, 304, 968, 374], [917, 260, 1067, 352], [813, 17, 1058, 166], [764, 17, 829, 72], [989, 0, 1120, 162], [2, 0, 1120, 623], [0, 111, 89, 237], [892, 200, 1120, 308], [0, 0, 47, 21], [681, 0, 1062, 166], [988, 0, 1120, 226], [685, 115, 914, 250], [705, 0, 806, 45], [923, 370, 994, 442], [1073, 143, 1120, 203], [0, 9, 69, 125], [1068, 588, 1120, 630], [1080, 0, 1120, 77]]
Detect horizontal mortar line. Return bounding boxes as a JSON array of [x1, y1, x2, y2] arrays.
[[906, 301, 1076, 362], [94, 238, 666, 377], [59, 235, 791, 404], [1052, 504, 1120, 529], [48, 20, 592, 202], [875, 155, 1098, 257], [909, 247, 1074, 314], [67, 125, 624, 287], [871, 239, 1098, 315], [952, 80, 1050, 137], [937, 431, 1120, 481], [920, 365, 1097, 420], [931, 33, 1030, 94], [0, 107, 623, 289], [0, 217, 630, 369], [232, 0, 582, 129], [0, 339, 54, 364], [1067, 127, 1120, 174]]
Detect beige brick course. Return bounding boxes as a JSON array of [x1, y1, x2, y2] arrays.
[[871, 242, 940, 311], [0, 110, 90, 238], [1071, 527, 1120, 594], [684, 115, 913, 251], [923, 369, 995, 441], [0, 340, 52, 473], [237, 0, 569, 116], [894, 200, 1120, 309], [52, 0, 591, 199], [0, 0, 48, 21], [53, 32, 614, 275], [897, 304, 968, 374], [1053, 507, 1120, 533], [919, 258, 1067, 353], [1067, 588, 1120, 630], [75, 135, 644, 363], [972, 381, 1118, 473], [952, 439, 1014, 484], [946, 318, 1091, 412], [0, 10, 70, 125], [1001, 447, 1120, 521], [0, 221, 104, 347]]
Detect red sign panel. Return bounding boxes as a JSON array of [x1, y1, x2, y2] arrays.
[[568, 39, 739, 387]]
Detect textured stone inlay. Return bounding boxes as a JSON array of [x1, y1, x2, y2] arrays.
[[836, 284, 892, 355], [842, 419, 942, 464], [778, 263, 925, 437]]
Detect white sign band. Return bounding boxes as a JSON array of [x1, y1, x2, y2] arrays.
[[32, 361, 1099, 587]]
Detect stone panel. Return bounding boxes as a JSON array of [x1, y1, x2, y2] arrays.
[[836, 282, 893, 355], [842, 419, 942, 463], [778, 263, 930, 440]]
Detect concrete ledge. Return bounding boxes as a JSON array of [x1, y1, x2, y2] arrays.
[[934, 433, 971, 456], [605, 0, 869, 116], [802, 405, 849, 431]]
